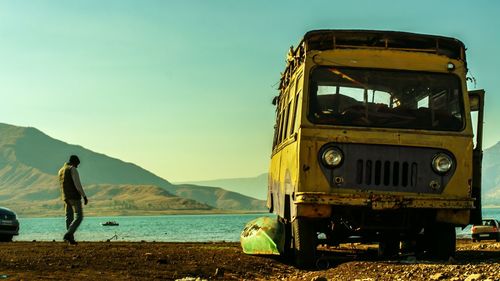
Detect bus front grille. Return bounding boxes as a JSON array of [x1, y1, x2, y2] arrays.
[[355, 159, 417, 187], [317, 143, 454, 194]]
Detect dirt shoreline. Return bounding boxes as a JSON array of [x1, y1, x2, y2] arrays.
[[0, 239, 499, 280]]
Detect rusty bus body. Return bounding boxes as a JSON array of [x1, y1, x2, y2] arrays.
[[267, 30, 484, 267]]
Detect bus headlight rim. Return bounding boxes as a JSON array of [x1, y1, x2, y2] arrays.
[[322, 147, 343, 168], [432, 153, 453, 174]]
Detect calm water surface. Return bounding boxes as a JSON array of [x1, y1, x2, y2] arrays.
[[15, 209, 500, 242], [16, 213, 272, 242]]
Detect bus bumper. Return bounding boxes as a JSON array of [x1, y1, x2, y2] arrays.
[[294, 192, 475, 225]]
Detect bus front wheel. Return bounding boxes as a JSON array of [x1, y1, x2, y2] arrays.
[[279, 217, 294, 261], [292, 218, 316, 268]]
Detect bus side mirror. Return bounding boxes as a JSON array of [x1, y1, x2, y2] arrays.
[[468, 89, 485, 151], [468, 89, 485, 225], [468, 89, 484, 112]]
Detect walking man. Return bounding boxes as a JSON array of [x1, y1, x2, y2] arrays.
[[58, 155, 88, 245]]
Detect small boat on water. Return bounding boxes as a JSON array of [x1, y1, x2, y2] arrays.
[[101, 221, 119, 226]]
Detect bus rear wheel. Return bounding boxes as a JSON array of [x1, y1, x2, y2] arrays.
[[378, 236, 400, 258], [292, 218, 316, 268], [426, 223, 456, 260]]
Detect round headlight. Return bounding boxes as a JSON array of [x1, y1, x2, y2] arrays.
[[322, 147, 343, 167], [432, 153, 453, 174]]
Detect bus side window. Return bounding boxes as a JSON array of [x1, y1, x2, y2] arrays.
[[279, 89, 289, 143], [287, 97, 296, 137], [280, 101, 290, 143], [273, 97, 283, 148], [291, 74, 302, 134], [283, 101, 292, 140], [284, 79, 296, 139], [272, 117, 279, 149], [290, 91, 301, 135], [277, 110, 285, 145]]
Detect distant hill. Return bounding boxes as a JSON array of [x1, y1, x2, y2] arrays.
[[177, 173, 268, 200], [0, 123, 266, 216], [174, 183, 266, 210]]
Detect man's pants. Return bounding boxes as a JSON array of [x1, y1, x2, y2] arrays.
[[64, 199, 83, 238]]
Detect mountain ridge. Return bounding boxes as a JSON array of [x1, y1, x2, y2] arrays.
[[481, 141, 500, 206], [0, 123, 266, 216], [176, 173, 268, 200]]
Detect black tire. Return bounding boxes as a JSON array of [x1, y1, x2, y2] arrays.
[[292, 218, 316, 268], [280, 219, 294, 261], [0, 235, 13, 242], [426, 223, 456, 260], [415, 234, 427, 257], [400, 239, 416, 255], [378, 237, 400, 258]]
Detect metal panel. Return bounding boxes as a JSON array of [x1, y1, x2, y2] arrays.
[[318, 143, 455, 194]]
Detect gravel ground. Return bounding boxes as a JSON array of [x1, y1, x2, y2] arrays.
[[0, 239, 498, 280]]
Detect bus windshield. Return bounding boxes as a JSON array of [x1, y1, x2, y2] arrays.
[[309, 67, 464, 131]]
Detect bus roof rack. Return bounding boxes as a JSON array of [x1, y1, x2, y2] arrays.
[[303, 30, 465, 61], [279, 30, 467, 91]]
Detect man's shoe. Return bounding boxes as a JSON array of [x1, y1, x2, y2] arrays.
[[63, 234, 78, 245], [63, 233, 71, 242]]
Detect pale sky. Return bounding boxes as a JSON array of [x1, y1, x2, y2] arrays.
[[1, 0, 499, 182]]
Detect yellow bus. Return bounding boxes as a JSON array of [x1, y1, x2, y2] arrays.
[[267, 30, 485, 267]]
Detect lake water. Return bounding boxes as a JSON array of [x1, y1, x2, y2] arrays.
[[14, 209, 500, 242], [16, 213, 273, 242]]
